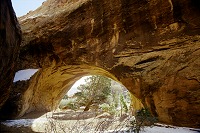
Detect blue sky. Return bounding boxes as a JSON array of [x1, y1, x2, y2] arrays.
[[14, 69, 39, 82], [68, 76, 89, 96], [12, 0, 46, 17]]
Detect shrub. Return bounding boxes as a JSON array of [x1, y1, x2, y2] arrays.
[[59, 98, 79, 110], [128, 108, 157, 133], [99, 103, 116, 115], [120, 95, 128, 113]]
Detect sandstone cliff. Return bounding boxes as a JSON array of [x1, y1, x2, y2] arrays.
[[1, 0, 200, 128], [0, 0, 21, 108]]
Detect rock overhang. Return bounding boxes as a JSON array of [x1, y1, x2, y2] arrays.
[[0, 0, 200, 128]]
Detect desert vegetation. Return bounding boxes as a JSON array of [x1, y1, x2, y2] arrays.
[[1, 75, 197, 132], [53, 75, 157, 133], [59, 75, 130, 115]]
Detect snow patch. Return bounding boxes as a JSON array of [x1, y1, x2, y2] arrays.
[[105, 126, 199, 133], [2, 118, 200, 133], [13, 69, 39, 82], [1, 119, 34, 127], [1, 118, 48, 128], [141, 126, 199, 133]]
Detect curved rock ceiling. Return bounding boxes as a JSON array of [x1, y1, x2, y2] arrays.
[[18, 64, 125, 117], [0, 0, 200, 128]]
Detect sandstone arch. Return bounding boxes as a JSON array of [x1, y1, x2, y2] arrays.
[[13, 64, 143, 118], [0, 0, 200, 128]]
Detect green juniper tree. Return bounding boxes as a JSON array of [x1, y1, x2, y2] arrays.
[[74, 75, 111, 111]]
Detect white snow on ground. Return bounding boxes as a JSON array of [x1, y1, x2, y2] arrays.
[[13, 69, 39, 82], [1, 118, 48, 128], [141, 126, 199, 133], [105, 126, 200, 133], [1, 119, 34, 127], [2, 118, 200, 133]]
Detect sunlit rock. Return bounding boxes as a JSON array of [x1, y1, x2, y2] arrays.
[[1, 0, 200, 128]]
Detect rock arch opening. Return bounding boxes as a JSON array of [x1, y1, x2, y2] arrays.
[[1, 65, 143, 119], [22, 74, 144, 132], [58, 75, 139, 115]]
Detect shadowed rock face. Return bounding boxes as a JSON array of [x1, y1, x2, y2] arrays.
[[1, 0, 200, 128], [0, 0, 21, 108]]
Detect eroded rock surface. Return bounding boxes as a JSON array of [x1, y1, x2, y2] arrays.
[[0, 0, 21, 108], [2, 0, 200, 128]]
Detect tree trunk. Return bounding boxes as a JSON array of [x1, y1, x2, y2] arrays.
[[84, 100, 93, 111]]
